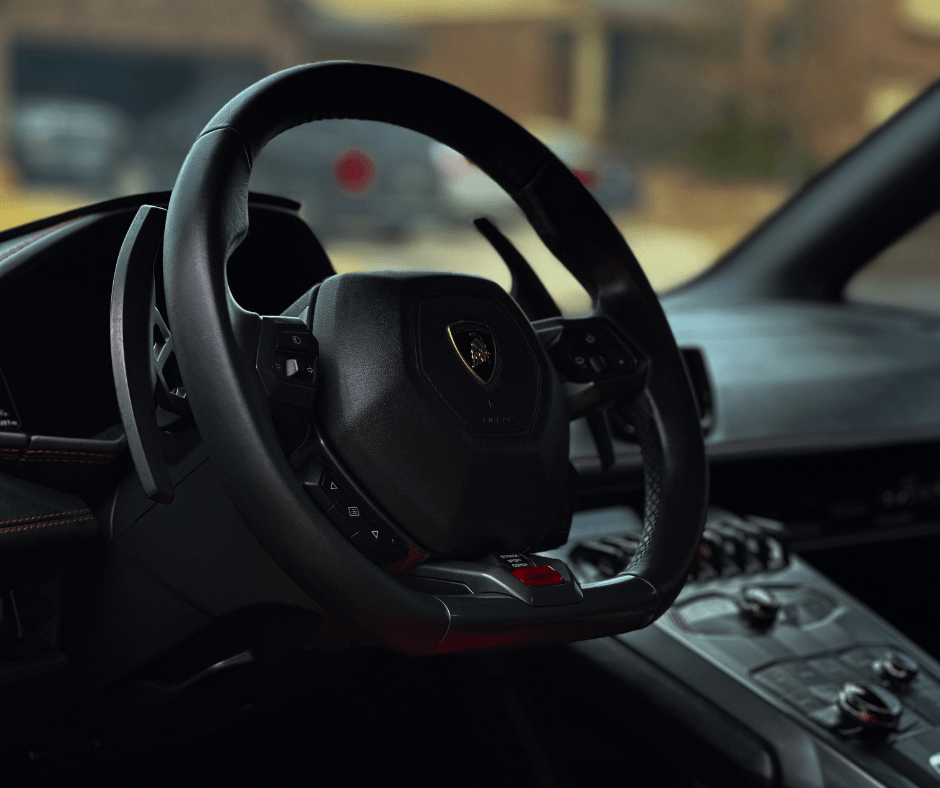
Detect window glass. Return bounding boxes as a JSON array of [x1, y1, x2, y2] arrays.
[[0, 0, 934, 302], [845, 213, 940, 316]]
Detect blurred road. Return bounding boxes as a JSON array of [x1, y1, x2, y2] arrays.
[[2, 158, 935, 316], [325, 213, 724, 315], [325, 165, 792, 312], [0, 162, 90, 230]]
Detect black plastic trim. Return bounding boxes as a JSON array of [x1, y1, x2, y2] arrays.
[[110, 205, 174, 504], [0, 191, 299, 247]]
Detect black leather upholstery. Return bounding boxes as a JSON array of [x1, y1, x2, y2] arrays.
[[0, 472, 99, 556]]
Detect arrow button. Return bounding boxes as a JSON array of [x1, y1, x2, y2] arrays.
[[351, 524, 406, 565], [320, 470, 345, 504]]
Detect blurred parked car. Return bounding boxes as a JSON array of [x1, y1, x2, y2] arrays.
[[252, 119, 459, 242], [429, 116, 641, 225], [8, 96, 132, 188], [115, 68, 461, 243], [110, 61, 266, 197]]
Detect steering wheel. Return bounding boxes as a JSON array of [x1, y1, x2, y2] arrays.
[[156, 62, 706, 654]]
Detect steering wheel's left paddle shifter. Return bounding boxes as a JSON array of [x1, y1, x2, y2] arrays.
[[111, 205, 178, 504]]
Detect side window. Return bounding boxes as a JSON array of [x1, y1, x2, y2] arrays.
[[844, 213, 940, 315]]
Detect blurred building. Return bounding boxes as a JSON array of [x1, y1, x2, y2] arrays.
[[0, 0, 936, 188], [726, 0, 940, 173], [364, 0, 940, 180], [0, 0, 421, 187]]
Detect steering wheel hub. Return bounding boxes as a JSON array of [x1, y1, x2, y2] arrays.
[[313, 271, 570, 557]]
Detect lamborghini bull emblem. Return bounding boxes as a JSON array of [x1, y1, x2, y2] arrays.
[[469, 334, 491, 368], [447, 321, 496, 385]]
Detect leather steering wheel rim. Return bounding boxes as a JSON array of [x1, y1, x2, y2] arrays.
[[162, 62, 707, 654]]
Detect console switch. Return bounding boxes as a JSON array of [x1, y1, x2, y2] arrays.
[[740, 586, 780, 627], [512, 566, 564, 587], [808, 705, 842, 730], [837, 682, 902, 737]]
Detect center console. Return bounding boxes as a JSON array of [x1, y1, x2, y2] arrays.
[[547, 507, 940, 787]]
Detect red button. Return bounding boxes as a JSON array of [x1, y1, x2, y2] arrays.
[[511, 566, 564, 587]]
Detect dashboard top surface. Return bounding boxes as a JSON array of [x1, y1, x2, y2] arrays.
[[1, 196, 937, 462]]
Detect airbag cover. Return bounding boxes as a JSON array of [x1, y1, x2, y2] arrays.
[[313, 272, 569, 557]]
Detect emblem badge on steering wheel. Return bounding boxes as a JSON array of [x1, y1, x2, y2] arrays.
[[447, 321, 496, 385]]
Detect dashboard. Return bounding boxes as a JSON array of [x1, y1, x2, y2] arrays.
[[4, 194, 940, 502], [1, 190, 940, 786]]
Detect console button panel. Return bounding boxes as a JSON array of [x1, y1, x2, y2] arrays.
[[557, 508, 940, 788], [567, 513, 788, 586], [672, 586, 836, 635], [753, 646, 940, 732], [753, 647, 940, 738]]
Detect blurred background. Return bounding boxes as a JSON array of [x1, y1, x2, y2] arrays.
[[0, 0, 937, 312]]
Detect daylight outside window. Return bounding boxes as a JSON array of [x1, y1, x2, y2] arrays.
[[1, 0, 937, 313]]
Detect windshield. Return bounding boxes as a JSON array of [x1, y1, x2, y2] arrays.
[[1, 0, 934, 313]]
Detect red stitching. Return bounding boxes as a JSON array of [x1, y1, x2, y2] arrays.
[[0, 508, 90, 528], [0, 516, 95, 536], [0, 221, 73, 266], [24, 450, 118, 458], [19, 457, 114, 465]]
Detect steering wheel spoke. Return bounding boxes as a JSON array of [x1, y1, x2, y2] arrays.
[[151, 300, 191, 420]]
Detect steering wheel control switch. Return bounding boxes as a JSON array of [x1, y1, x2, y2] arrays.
[[302, 460, 407, 565], [255, 316, 318, 408], [494, 552, 568, 588], [494, 552, 535, 571], [531, 316, 650, 421], [275, 329, 317, 353], [350, 526, 405, 565], [541, 318, 639, 385]]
